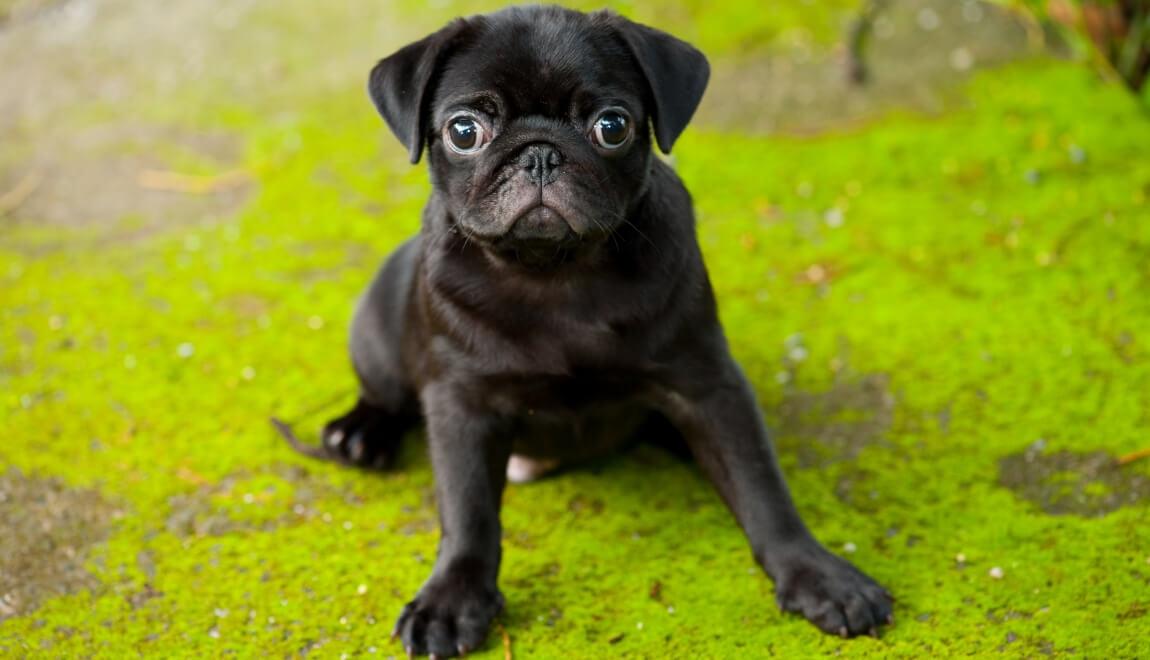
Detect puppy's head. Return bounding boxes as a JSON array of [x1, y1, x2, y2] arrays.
[[368, 7, 709, 267]]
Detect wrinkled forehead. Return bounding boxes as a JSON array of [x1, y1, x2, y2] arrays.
[[433, 12, 646, 119]]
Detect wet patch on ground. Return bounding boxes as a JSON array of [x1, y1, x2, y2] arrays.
[[833, 467, 886, 513], [778, 373, 895, 467], [164, 464, 368, 537], [998, 448, 1150, 517], [0, 0, 259, 246], [162, 459, 438, 540], [0, 469, 119, 620], [698, 0, 1046, 134], [0, 124, 250, 251]]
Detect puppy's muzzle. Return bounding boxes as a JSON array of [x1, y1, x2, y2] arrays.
[[501, 142, 576, 247]]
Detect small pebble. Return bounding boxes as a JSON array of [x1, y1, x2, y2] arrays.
[[208, 627, 220, 639], [955, 553, 967, 564], [962, 1, 984, 22], [916, 7, 941, 30], [805, 264, 826, 284], [177, 342, 195, 358], [357, 584, 368, 595], [824, 207, 844, 228], [667, 606, 675, 614], [1069, 145, 1086, 164], [843, 542, 857, 554], [214, 608, 229, 618], [989, 566, 1004, 580], [949, 47, 973, 72], [874, 16, 894, 39]]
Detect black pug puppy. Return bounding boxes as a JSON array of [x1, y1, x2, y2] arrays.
[[285, 5, 893, 656]]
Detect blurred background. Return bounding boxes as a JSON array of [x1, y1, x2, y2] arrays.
[[1, 0, 1148, 657]]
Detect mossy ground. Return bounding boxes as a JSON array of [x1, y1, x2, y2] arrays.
[[2, 0, 1149, 657]]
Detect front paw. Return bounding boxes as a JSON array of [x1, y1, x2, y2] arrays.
[[772, 543, 893, 638], [392, 576, 504, 658]]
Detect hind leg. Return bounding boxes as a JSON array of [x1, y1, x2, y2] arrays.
[[279, 374, 417, 470], [318, 397, 418, 469], [328, 236, 423, 467], [285, 237, 423, 469]]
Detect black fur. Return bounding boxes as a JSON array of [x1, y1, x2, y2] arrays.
[[292, 6, 893, 656]]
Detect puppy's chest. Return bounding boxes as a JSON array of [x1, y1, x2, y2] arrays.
[[431, 295, 658, 406], [484, 367, 648, 412], [519, 314, 633, 370], [461, 303, 646, 376]]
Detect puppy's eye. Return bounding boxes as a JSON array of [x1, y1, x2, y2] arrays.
[[592, 111, 631, 150], [445, 116, 488, 154]]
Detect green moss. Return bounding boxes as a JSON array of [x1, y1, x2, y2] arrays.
[[394, 0, 860, 55], [2, 2, 1149, 657]]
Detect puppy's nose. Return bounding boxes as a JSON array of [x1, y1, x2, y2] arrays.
[[520, 143, 562, 185]]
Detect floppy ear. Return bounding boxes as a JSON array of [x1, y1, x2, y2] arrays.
[[368, 21, 465, 164], [614, 19, 710, 154]]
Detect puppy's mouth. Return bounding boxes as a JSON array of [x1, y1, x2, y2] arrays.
[[505, 205, 578, 245], [485, 205, 581, 268]]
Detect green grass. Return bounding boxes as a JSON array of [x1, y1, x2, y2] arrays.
[[2, 2, 1149, 657]]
